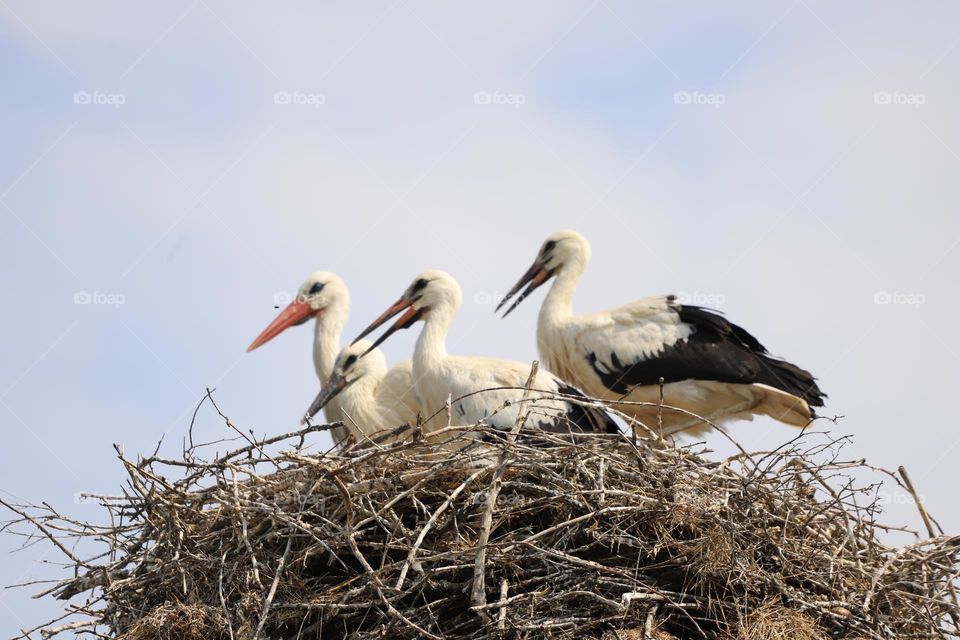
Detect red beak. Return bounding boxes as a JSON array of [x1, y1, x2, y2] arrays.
[[496, 261, 553, 318], [247, 299, 317, 352], [352, 298, 424, 355]]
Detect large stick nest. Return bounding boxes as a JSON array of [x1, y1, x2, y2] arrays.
[[4, 391, 960, 640]]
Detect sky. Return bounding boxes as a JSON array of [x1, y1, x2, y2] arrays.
[[1, 0, 959, 634]]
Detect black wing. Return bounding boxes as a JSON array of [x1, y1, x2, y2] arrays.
[[536, 382, 620, 434], [586, 301, 826, 410]]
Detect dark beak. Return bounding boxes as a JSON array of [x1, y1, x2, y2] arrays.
[[496, 261, 553, 317], [352, 297, 425, 355], [303, 373, 350, 423]]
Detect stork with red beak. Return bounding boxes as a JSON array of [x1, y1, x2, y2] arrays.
[[353, 270, 618, 438], [247, 272, 419, 447], [497, 230, 827, 436]]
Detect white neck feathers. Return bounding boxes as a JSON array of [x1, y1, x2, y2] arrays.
[[415, 301, 455, 369], [539, 256, 586, 327], [313, 303, 348, 382]]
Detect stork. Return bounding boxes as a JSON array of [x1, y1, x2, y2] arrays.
[[497, 230, 826, 435], [353, 270, 618, 438], [303, 340, 420, 444], [246, 272, 354, 445]]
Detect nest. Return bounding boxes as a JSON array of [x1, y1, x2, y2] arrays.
[[4, 390, 960, 640]]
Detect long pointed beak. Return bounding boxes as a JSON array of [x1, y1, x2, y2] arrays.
[[303, 373, 349, 423], [353, 298, 410, 344], [496, 261, 553, 318], [247, 299, 317, 352], [352, 297, 424, 355]]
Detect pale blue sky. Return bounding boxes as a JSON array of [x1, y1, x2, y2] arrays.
[[2, 1, 959, 634]]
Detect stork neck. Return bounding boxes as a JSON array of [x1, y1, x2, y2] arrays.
[[313, 306, 348, 382], [414, 304, 453, 370], [540, 262, 582, 326], [344, 375, 380, 426]]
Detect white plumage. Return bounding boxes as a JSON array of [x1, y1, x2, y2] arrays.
[[498, 230, 826, 436], [303, 340, 420, 443], [246, 271, 353, 445], [354, 270, 617, 438]]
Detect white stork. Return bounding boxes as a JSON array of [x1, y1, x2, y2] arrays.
[[353, 270, 618, 438], [496, 230, 826, 435], [302, 340, 420, 444], [246, 272, 418, 447]]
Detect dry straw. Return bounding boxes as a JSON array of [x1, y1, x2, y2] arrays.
[[3, 381, 959, 639]]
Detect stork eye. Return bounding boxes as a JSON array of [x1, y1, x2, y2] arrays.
[[344, 354, 358, 368], [541, 240, 557, 257], [411, 278, 429, 292], [308, 282, 325, 295]]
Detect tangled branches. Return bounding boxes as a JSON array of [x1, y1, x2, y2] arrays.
[[3, 391, 959, 639]]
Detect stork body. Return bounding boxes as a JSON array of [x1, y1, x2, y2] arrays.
[[498, 231, 826, 436], [355, 271, 618, 438], [247, 271, 352, 445], [304, 340, 419, 444]]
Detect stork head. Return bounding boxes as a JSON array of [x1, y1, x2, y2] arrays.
[[352, 270, 462, 354], [497, 230, 590, 317], [303, 340, 385, 421], [247, 271, 349, 352]]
